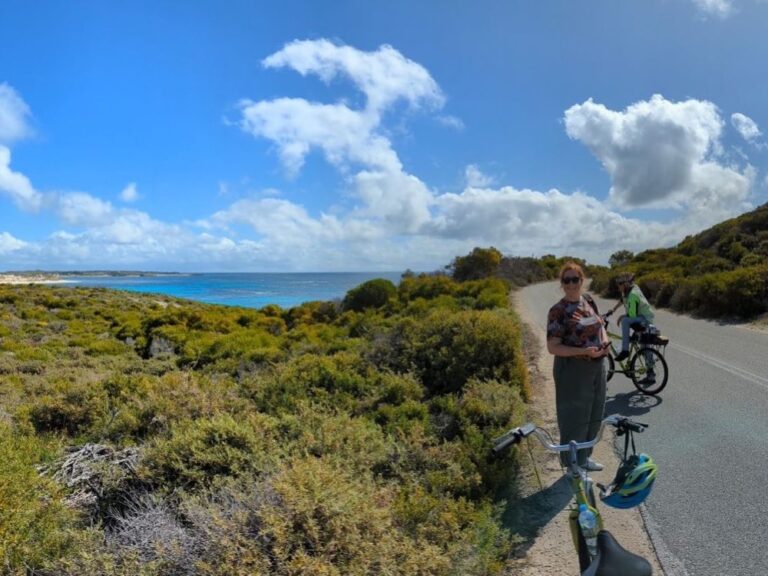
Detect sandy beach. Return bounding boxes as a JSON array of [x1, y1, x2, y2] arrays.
[[0, 274, 69, 285]]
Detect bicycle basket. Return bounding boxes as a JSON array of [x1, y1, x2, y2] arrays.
[[640, 332, 668, 345]]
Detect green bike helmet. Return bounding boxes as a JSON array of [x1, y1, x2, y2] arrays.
[[600, 453, 657, 509]]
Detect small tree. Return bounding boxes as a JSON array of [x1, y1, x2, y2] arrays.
[[609, 250, 634, 268], [450, 247, 503, 282]]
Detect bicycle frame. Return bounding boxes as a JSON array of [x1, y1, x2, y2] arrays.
[[603, 316, 669, 395], [493, 415, 648, 572], [508, 422, 611, 553], [604, 330, 634, 374]]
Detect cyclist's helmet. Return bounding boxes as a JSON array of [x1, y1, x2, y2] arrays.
[[600, 453, 657, 509], [616, 273, 635, 287]]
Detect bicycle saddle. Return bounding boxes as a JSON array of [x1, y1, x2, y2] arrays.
[[581, 530, 652, 576]]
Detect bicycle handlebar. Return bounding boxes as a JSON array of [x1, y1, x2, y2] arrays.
[[492, 415, 647, 455]]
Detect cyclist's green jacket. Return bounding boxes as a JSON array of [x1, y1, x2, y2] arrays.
[[624, 286, 655, 322]]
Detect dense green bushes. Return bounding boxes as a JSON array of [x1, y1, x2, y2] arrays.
[[0, 274, 529, 575], [342, 278, 397, 311], [0, 424, 75, 573], [375, 309, 528, 397], [592, 204, 768, 319]]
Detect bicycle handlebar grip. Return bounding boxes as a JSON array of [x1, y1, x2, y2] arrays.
[[492, 423, 536, 453], [492, 433, 518, 453], [622, 418, 648, 433]]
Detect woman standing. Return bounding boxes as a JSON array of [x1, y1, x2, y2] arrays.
[[546, 262, 609, 471]]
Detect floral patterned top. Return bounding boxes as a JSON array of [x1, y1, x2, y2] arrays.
[[547, 295, 603, 349]]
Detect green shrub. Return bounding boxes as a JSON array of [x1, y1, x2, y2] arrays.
[[103, 371, 248, 441], [24, 380, 107, 436], [393, 309, 528, 397], [177, 461, 454, 576], [396, 485, 512, 574], [188, 329, 281, 370], [398, 274, 456, 302], [710, 266, 768, 317], [342, 278, 397, 312], [668, 280, 696, 313], [244, 352, 375, 414], [456, 278, 510, 309], [282, 300, 339, 327], [292, 409, 394, 474], [0, 424, 75, 573], [253, 456, 450, 575], [376, 371, 424, 404], [457, 379, 525, 493], [741, 252, 765, 267], [459, 378, 523, 430], [375, 399, 431, 435], [143, 414, 280, 490], [85, 337, 129, 357]]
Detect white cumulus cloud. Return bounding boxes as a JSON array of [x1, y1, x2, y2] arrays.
[[239, 97, 396, 175], [38, 211, 191, 267], [120, 182, 139, 202], [54, 191, 115, 227], [564, 94, 751, 215], [263, 39, 444, 114], [1, 42, 760, 273], [238, 39, 443, 240], [692, 0, 734, 17], [0, 83, 33, 145], [465, 165, 495, 188], [0, 146, 43, 211], [0, 231, 28, 254], [731, 112, 762, 143], [437, 115, 465, 130], [212, 197, 342, 244], [351, 170, 433, 233], [427, 186, 667, 251]]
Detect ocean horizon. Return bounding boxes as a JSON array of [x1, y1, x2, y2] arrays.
[[61, 271, 408, 309]]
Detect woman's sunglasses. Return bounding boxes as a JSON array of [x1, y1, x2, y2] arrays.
[[561, 276, 581, 285]]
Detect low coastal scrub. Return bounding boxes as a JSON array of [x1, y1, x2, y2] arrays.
[[0, 272, 529, 574], [591, 203, 768, 319]]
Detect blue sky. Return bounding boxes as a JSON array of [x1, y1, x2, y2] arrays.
[[1, 0, 767, 272]]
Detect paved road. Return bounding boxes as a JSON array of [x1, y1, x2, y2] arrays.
[[519, 281, 768, 576]]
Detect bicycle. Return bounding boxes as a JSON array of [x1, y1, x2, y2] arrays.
[[602, 311, 669, 395], [493, 415, 654, 576]]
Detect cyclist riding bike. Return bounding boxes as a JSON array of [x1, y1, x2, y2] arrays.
[[608, 274, 655, 363]]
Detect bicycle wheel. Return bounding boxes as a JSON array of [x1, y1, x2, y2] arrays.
[[606, 354, 615, 382], [630, 347, 668, 395]]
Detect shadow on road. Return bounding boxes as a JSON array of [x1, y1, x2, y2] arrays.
[[605, 390, 662, 418], [501, 474, 572, 553]]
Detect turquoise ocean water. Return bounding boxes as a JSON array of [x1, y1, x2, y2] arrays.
[[65, 272, 405, 309]]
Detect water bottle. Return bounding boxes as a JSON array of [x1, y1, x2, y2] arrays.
[[577, 504, 599, 558]]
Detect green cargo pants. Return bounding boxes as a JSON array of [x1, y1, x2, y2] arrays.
[[553, 356, 607, 467]]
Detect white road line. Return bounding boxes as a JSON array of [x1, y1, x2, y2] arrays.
[[640, 504, 691, 576], [669, 342, 768, 390]]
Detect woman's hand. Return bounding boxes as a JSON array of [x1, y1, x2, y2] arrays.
[[585, 345, 608, 359]]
